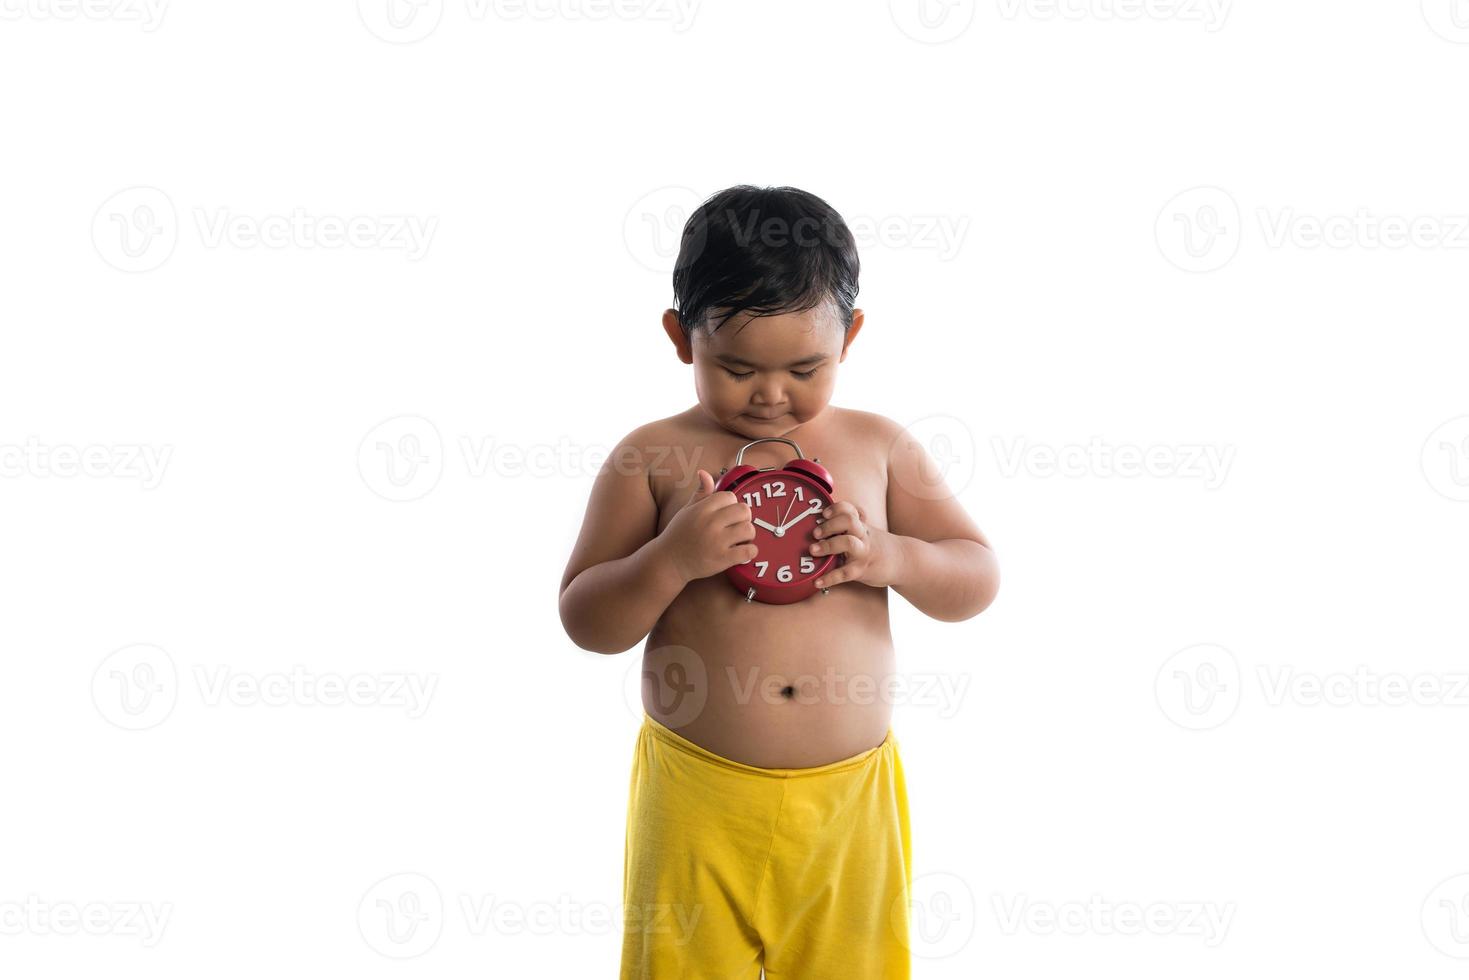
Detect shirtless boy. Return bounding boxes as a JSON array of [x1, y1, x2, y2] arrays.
[[558, 185, 999, 979]]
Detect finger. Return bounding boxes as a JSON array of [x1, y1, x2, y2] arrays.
[[724, 521, 757, 546], [812, 514, 857, 540], [815, 512, 868, 542], [814, 563, 850, 589], [819, 507, 865, 538], [686, 470, 715, 506], [820, 500, 859, 521], [809, 533, 865, 559], [714, 498, 754, 527]]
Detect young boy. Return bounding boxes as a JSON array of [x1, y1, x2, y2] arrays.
[[558, 185, 999, 979]]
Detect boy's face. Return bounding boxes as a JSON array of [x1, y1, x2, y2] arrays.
[[663, 304, 864, 439]]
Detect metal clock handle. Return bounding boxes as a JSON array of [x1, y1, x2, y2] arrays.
[[733, 437, 821, 467]]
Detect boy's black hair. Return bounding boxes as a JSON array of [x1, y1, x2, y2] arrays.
[[672, 185, 860, 337]]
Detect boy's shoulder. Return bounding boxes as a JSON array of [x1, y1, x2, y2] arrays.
[[601, 410, 710, 501], [619, 405, 904, 455], [831, 406, 906, 445], [625, 406, 904, 456], [621, 405, 907, 491], [606, 409, 705, 471]]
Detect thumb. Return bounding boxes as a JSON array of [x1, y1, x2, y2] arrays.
[[685, 468, 715, 506]]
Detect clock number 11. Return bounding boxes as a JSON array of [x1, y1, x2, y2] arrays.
[[742, 481, 799, 509]]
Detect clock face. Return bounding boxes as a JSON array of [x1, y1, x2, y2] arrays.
[[734, 470, 834, 589]]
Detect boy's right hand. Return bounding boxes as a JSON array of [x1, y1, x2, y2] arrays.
[[659, 469, 760, 583]]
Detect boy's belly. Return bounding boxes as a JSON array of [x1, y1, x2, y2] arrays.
[[642, 575, 896, 768]]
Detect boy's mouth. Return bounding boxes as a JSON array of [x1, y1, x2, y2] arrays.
[[744, 411, 786, 421]]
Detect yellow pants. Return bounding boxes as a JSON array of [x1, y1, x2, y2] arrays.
[[621, 712, 913, 979]]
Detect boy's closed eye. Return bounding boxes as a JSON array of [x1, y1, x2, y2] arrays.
[[723, 367, 822, 381]]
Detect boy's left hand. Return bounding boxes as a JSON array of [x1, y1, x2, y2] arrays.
[[808, 501, 902, 590]]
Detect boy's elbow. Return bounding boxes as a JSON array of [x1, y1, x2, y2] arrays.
[[568, 634, 626, 656], [966, 580, 999, 620], [558, 589, 633, 656], [955, 544, 999, 622], [558, 586, 595, 652], [558, 602, 602, 654], [560, 618, 623, 656], [934, 586, 997, 624]]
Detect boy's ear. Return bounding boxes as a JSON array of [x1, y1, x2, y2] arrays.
[[663, 309, 693, 364], [838, 309, 864, 362]]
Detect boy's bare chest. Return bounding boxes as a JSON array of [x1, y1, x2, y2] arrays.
[[651, 425, 889, 538]]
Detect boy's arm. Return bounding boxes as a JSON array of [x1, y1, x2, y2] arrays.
[[880, 420, 1000, 623], [558, 432, 688, 654]]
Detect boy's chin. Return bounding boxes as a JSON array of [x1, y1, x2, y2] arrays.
[[730, 412, 799, 437], [703, 404, 822, 438]]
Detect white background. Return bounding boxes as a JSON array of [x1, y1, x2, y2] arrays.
[[3, 0, 1468, 977]]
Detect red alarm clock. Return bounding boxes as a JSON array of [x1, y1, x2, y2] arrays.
[[715, 437, 845, 604]]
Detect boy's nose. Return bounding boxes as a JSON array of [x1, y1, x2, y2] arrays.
[[753, 380, 786, 405]]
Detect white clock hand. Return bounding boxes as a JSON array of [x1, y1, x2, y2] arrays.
[[763, 496, 800, 537], [777, 500, 823, 533]]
